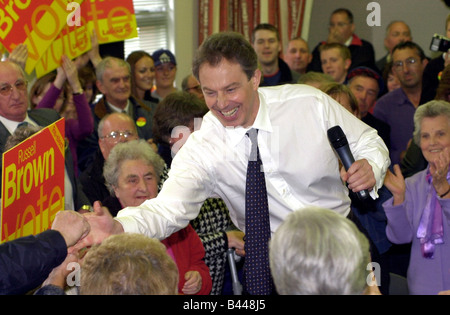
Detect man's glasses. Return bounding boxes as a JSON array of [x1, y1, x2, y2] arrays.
[[393, 57, 418, 71], [100, 130, 135, 141], [0, 79, 28, 96]]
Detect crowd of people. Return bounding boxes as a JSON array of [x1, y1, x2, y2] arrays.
[[1, 6, 450, 296]]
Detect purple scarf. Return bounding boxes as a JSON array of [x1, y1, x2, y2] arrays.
[[417, 170, 446, 259]]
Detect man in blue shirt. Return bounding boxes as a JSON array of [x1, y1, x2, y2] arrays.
[[373, 41, 428, 168]]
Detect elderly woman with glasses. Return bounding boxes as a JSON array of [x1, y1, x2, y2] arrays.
[[384, 100, 450, 295], [102, 139, 212, 295]]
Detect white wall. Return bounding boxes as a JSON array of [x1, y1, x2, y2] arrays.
[[173, 0, 199, 89]]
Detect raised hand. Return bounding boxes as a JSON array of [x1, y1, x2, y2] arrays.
[[7, 44, 28, 70], [428, 147, 450, 197], [384, 164, 406, 205]]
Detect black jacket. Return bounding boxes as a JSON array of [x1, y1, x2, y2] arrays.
[[0, 230, 67, 295], [308, 36, 378, 73], [79, 149, 109, 205], [260, 58, 300, 86]]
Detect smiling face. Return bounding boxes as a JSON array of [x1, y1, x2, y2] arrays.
[[154, 63, 176, 89], [199, 58, 261, 128], [97, 60, 131, 108], [252, 29, 281, 68], [419, 115, 450, 164], [113, 159, 159, 208], [134, 56, 155, 95], [320, 47, 351, 83]]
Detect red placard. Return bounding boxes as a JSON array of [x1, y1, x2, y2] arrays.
[[1, 118, 65, 243], [0, 0, 137, 76]]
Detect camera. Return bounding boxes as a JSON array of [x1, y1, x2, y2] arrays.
[[430, 33, 450, 52]]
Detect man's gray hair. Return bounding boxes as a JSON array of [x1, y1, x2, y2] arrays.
[[96, 56, 131, 83]]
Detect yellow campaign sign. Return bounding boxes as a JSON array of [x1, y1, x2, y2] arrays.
[[34, 17, 91, 78], [1, 118, 65, 243], [0, 0, 84, 75], [35, 0, 137, 78], [91, 2, 137, 42]]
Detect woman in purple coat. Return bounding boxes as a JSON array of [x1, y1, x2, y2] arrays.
[[384, 100, 450, 295]]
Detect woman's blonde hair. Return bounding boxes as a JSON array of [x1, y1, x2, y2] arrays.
[[80, 233, 178, 295]]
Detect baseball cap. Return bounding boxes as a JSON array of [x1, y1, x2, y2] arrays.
[[152, 49, 177, 67]]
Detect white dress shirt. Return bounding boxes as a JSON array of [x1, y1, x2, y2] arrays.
[[0, 113, 36, 135], [116, 84, 390, 239]]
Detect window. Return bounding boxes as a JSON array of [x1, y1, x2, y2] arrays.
[[124, 0, 172, 58]]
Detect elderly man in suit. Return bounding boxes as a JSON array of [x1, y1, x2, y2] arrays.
[[0, 60, 90, 210], [76, 57, 156, 173]]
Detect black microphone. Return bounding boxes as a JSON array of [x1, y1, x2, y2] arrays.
[[327, 125, 369, 200]]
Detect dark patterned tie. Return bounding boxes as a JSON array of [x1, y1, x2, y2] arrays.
[[244, 128, 273, 295]]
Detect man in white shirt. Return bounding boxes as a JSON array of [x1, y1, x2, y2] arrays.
[[79, 32, 390, 263]]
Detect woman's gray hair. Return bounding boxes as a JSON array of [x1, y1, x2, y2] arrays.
[[5, 124, 43, 151], [269, 206, 370, 295], [413, 100, 450, 146], [103, 139, 165, 195]]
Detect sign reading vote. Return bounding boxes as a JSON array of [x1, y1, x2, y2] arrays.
[[0, 0, 137, 77], [1, 118, 65, 243]]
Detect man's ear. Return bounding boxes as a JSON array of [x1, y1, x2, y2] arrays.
[[344, 58, 352, 71], [96, 80, 105, 94], [252, 68, 262, 89]]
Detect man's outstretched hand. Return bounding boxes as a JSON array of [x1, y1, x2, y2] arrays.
[[73, 201, 124, 250]]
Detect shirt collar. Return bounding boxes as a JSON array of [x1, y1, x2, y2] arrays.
[[107, 100, 131, 113], [0, 113, 34, 135], [349, 33, 363, 46]]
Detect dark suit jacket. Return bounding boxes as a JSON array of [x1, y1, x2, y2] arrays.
[[0, 108, 90, 210], [308, 34, 379, 73], [79, 148, 110, 205], [260, 58, 300, 86], [0, 230, 67, 295]]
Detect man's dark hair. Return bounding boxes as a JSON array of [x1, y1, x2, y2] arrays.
[[251, 23, 280, 43], [332, 8, 354, 24], [392, 41, 426, 61], [192, 32, 258, 81]]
